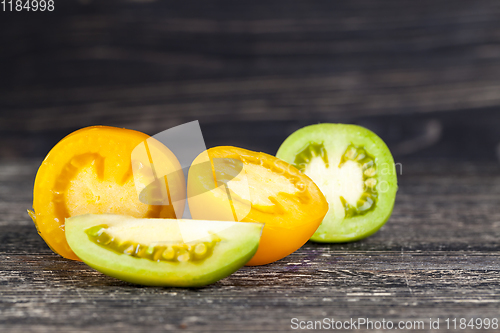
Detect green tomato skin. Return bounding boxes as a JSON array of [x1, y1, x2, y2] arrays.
[[276, 123, 398, 243], [65, 214, 263, 287], [309, 204, 395, 243]]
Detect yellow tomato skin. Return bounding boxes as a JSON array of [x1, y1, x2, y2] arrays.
[[188, 146, 328, 266], [31, 126, 185, 260]]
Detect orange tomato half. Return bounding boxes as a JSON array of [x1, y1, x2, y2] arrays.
[[30, 126, 185, 260], [187, 146, 328, 266]]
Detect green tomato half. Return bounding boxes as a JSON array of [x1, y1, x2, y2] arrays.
[[276, 123, 398, 242]]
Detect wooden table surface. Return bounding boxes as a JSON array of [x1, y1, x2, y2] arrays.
[[2, 1, 500, 332], [0, 160, 499, 332]]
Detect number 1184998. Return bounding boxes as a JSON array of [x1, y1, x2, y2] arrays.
[[2, 0, 54, 11]]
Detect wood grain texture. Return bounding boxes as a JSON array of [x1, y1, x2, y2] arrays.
[[2, 1, 500, 161], [0, 160, 499, 332], [1, 1, 500, 139], [1, 1, 500, 331]]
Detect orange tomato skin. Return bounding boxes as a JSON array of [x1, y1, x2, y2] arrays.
[[244, 215, 325, 266], [188, 146, 328, 266], [31, 126, 185, 260]]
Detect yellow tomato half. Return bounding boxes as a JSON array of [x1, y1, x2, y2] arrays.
[[187, 146, 328, 266], [30, 126, 185, 260]]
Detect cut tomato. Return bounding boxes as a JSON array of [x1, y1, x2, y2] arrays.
[[276, 124, 398, 242], [187, 146, 328, 266], [30, 126, 185, 260]]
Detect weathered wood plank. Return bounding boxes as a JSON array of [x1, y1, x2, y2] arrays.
[[1, 1, 500, 331], [2, 0, 500, 134], [0, 161, 499, 332], [2, 1, 500, 162]]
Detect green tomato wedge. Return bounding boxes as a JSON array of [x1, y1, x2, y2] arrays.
[[65, 214, 263, 287], [276, 124, 398, 242]]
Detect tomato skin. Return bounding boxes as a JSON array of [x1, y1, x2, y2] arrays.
[[276, 123, 398, 243], [188, 146, 328, 266], [245, 215, 325, 266], [31, 126, 185, 260]]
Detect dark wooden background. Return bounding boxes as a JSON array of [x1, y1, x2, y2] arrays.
[[1, 1, 500, 332], [1, 0, 500, 161]]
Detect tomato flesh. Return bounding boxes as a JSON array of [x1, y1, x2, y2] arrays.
[[187, 146, 328, 266], [276, 123, 398, 242], [30, 126, 185, 260]]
